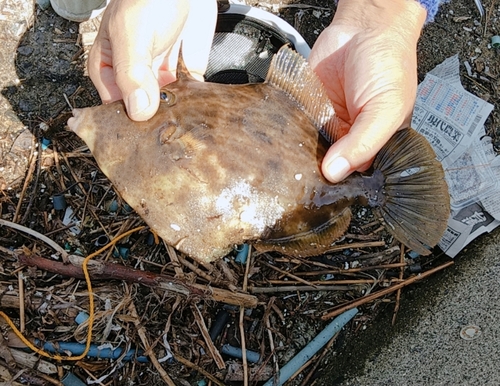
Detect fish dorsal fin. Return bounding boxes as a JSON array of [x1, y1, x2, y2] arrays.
[[176, 43, 196, 81], [265, 45, 339, 143]]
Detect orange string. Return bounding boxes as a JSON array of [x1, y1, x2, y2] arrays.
[[0, 226, 145, 361]]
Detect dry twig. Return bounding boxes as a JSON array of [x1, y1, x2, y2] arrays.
[[392, 246, 406, 325], [128, 301, 176, 386], [17, 253, 258, 308], [191, 305, 226, 369], [321, 260, 454, 320]]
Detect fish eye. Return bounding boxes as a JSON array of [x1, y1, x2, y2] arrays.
[[160, 90, 177, 106]]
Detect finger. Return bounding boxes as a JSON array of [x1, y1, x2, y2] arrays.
[[88, 37, 122, 103], [180, 0, 217, 81], [166, 0, 217, 82], [322, 101, 411, 182], [111, 0, 189, 121]]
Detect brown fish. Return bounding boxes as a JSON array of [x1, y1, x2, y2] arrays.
[[68, 46, 450, 263]]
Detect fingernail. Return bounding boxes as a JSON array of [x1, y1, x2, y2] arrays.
[[325, 156, 351, 182], [126, 89, 150, 118]]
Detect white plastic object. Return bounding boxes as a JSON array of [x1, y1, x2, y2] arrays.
[[50, 0, 109, 22], [224, 4, 311, 58]]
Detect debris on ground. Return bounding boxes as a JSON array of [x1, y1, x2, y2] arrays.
[[1, 0, 499, 385]]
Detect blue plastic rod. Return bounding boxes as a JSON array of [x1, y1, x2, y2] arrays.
[[235, 244, 249, 264], [221, 344, 261, 363], [263, 307, 358, 386], [35, 340, 148, 363]]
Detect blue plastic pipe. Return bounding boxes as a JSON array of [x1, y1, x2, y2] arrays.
[[61, 372, 86, 386], [263, 308, 358, 386], [235, 244, 249, 264], [221, 344, 261, 363], [35, 340, 148, 363]]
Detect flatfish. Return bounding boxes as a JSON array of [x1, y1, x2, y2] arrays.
[[68, 46, 450, 263]]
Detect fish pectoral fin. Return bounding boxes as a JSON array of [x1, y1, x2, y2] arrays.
[[254, 207, 352, 257], [168, 127, 211, 161]]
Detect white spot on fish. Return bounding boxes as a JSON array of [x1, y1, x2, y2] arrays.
[[215, 179, 285, 233], [170, 223, 181, 231], [240, 204, 257, 223], [295, 173, 303, 181]]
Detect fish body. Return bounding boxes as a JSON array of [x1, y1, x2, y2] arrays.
[[69, 46, 450, 263]]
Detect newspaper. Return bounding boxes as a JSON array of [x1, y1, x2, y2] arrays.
[[411, 55, 497, 258]]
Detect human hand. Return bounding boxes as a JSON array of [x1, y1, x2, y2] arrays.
[[309, 0, 427, 183], [88, 0, 217, 121]]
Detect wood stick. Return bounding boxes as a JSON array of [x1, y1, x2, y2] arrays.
[[0, 333, 15, 369], [20, 148, 42, 226], [0, 294, 38, 309], [164, 241, 184, 278], [262, 279, 404, 285], [178, 255, 218, 284], [17, 253, 258, 308], [128, 301, 176, 386], [13, 142, 36, 223], [264, 297, 279, 384], [249, 285, 354, 294], [59, 148, 88, 197], [292, 262, 408, 276], [392, 246, 405, 325], [7, 348, 58, 375], [0, 363, 25, 386], [52, 143, 67, 191], [191, 305, 225, 369], [17, 273, 25, 333], [239, 306, 248, 386], [241, 245, 252, 386], [261, 261, 318, 288], [325, 240, 386, 252], [321, 260, 454, 320], [0, 219, 67, 259], [217, 259, 239, 291], [174, 354, 225, 386], [186, 283, 257, 308], [30, 371, 63, 386]]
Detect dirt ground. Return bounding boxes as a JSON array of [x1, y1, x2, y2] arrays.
[[0, 0, 499, 385]]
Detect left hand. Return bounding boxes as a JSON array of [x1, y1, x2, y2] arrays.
[[88, 0, 217, 121]]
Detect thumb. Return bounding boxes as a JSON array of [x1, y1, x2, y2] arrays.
[[322, 108, 408, 183], [114, 63, 160, 121], [105, 0, 189, 121]]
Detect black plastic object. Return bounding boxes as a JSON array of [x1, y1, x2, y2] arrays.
[[52, 194, 67, 210], [95, 234, 109, 247], [209, 308, 231, 341], [205, 11, 294, 84]]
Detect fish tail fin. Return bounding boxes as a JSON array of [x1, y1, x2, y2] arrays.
[[372, 128, 450, 255]]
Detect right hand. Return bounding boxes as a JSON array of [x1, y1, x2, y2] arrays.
[[309, 0, 426, 183], [88, 0, 217, 121]]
